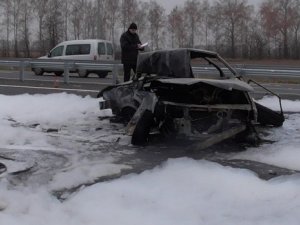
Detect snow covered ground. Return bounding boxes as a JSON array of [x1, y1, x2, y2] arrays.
[[0, 93, 300, 225]]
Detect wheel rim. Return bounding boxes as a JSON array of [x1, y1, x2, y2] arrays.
[[34, 68, 43, 75], [78, 70, 88, 77]]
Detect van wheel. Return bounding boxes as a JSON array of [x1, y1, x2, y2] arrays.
[[97, 71, 108, 78], [54, 72, 63, 76], [33, 68, 44, 76], [78, 70, 88, 77]]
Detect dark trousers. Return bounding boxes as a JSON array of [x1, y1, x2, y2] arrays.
[[123, 63, 136, 82]]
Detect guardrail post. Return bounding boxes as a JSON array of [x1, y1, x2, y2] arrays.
[[240, 64, 246, 76], [63, 62, 70, 84], [19, 61, 25, 81], [112, 64, 120, 84]]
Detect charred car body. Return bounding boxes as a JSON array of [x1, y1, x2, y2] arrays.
[[98, 48, 284, 149]]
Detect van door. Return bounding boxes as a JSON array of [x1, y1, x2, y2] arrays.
[[97, 42, 107, 60], [106, 42, 114, 60], [43, 45, 64, 72], [63, 44, 92, 60]]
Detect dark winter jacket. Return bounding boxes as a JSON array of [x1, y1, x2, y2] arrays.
[[120, 30, 143, 64]]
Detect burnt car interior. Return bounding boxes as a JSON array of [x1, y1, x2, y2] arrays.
[[98, 48, 285, 149]]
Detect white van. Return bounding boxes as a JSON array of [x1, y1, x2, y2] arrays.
[[32, 39, 114, 78]]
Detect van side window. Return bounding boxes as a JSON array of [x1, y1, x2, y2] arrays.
[[50, 46, 64, 57], [106, 43, 113, 55], [66, 44, 91, 55], [98, 42, 105, 55]]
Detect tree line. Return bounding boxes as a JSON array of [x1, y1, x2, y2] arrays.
[[0, 0, 300, 60]]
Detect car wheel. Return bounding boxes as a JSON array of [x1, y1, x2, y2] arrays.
[[159, 117, 176, 138], [255, 102, 284, 127], [121, 106, 136, 122], [131, 110, 154, 146], [33, 68, 44, 76], [97, 71, 109, 78], [0, 162, 7, 174], [54, 71, 63, 76], [78, 69, 88, 77]]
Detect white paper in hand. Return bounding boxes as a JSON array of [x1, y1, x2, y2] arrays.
[[140, 42, 148, 48]]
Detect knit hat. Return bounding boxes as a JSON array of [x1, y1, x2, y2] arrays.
[[128, 22, 138, 30]]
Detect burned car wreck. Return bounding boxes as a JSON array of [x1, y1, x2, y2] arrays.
[[98, 48, 284, 149]]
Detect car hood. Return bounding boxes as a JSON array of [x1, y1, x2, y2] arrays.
[[154, 78, 254, 92]]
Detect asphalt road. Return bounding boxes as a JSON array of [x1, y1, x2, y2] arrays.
[[0, 70, 115, 97], [0, 70, 300, 100]]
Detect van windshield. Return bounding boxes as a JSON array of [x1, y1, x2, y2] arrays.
[[50, 46, 64, 57], [66, 44, 91, 55]]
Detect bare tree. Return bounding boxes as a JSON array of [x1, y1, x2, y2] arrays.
[[291, 0, 300, 58], [106, 0, 120, 45], [260, 0, 298, 58], [0, 0, 12, 56], [70, 0, 88, 39], [202, 0, 211, 49], [147, 1, 165, 50], [213, 0, 253, 58], [167, 6, 187, 48], [19, 0, 33, 57], [11, 0, 22, 57], [167, 9, 176, 48], [247, 15, 268, 59], [116, 0, 148, 48], [207, 3, 224, 52], [84, 2, 98, 39], [96, 0, 108, 39], [120, 0, 138, 32], [62, 0, 70, 40], [2, 0, 299, 60], [183, 0, 202, 47], [45, 0, 64, 48], [132, 2, 149, 41], [32, 0, 49, 54]]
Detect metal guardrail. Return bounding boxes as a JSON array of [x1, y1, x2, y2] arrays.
[[0, 59, 123, 85], [0, 58, 300, 84], [192, 64, 300, 78]]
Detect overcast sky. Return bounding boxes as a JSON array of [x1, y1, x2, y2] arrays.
[[147, 0, 262, 12]]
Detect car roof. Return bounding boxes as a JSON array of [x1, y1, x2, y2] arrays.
[[59, 39, 112, 45], [136, 48, 231, 78]]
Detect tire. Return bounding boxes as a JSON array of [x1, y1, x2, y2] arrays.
[[97, 71, 109, 78], [131, 110, 154, 146], [159, 116, 176, 138], [0, 162, 7, 174], [255, 102, 284, 127], [121, 106, 136, 122], [33, 68, 44, 76], [78, 69, 88, 77], [54, 71, 63, 76]]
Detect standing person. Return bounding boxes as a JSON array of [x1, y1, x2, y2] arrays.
[[120, 22, 144, 82]]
